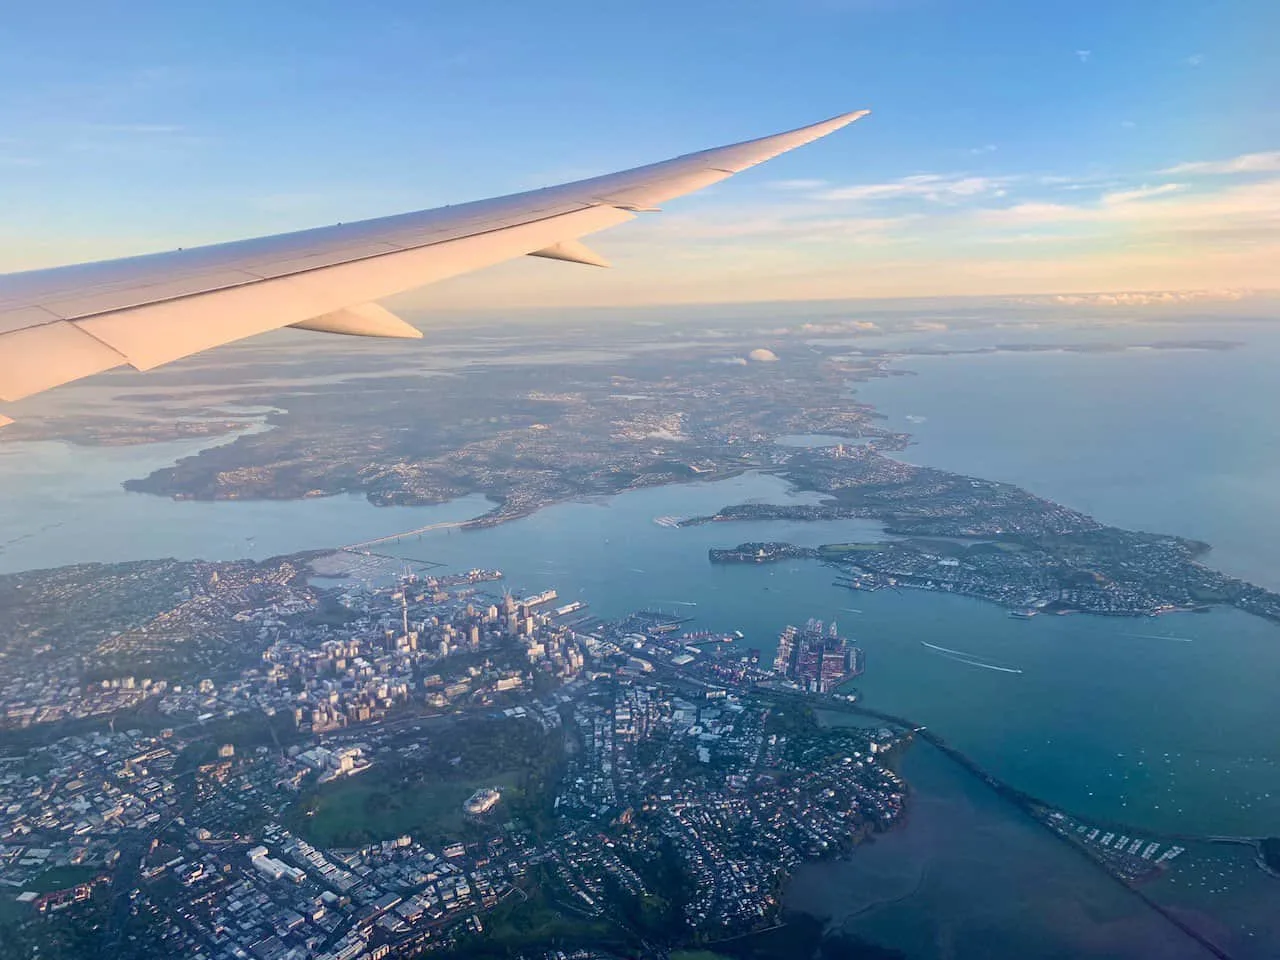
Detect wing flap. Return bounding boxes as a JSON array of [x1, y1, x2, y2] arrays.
[[0, 322, 125, 402]]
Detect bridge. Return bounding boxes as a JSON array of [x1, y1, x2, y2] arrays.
[[341, 519, 468, 551]]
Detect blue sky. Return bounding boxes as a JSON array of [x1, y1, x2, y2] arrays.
[[1, 0, 1277, 304]]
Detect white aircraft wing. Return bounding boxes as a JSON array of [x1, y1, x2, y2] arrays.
[[0, 110, 868, 425]]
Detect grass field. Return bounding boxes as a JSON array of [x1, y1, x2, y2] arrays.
[[450, 866, 628, 958], [289, 716, 564, 847], [0, 895, 28, 928], [0, 865, 105, 930], [296, 768, 524, 847], [25, 865, 104, 893]]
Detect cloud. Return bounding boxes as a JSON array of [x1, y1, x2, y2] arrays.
[[1038, 174, 1112, 187], [1020, 289, 1248, 307], [819, 174, 1003, 203], [1186, 53, 1205, 67], [969, 144, 998, 155], [1120, 120, 1137, 129], [1162, 151, 1280, 175], [748, 348, 779, 363], [770, 178, 828, 190], [1102, 183, 1183, 204], [711, 357, 750, 366], [1075, 49, 1092, 63], [775, 320, 881, 335], [976, 177, 1280, 240], [617, 210, 914, 246]]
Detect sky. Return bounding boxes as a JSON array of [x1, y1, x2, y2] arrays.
[[1, 0, 1277, 308]]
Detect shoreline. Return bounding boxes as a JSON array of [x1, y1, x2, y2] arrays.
[[781, 696, 1247, 960]]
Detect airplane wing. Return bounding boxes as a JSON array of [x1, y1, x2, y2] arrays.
[[0, 110, 868, 426]]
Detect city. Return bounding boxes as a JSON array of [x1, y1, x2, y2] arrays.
[[0, 551, 913, 959], [3, 540, 1262, 959]]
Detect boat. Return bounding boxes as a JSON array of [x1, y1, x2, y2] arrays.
[[1009, 610, 1038, 620]]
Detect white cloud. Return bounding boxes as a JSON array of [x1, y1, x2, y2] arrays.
[[1187, 53, 1205, 67], [1103, 183, 1183, 205], [1022, 289, 1247, 307], [975, 177, 1280, 243], [748, 348, 779, 363], [969, 144, 998, 155], [1162, 151, 1280, 175], [1120, 120, 1137, 129], [1075, 49, 1092, 63], [819, 174, 1003, 203], [395, 162, 1280, 309], [620, 211, 912, 245], [770, 178, 828, 190], [780, 320, 881, 335]]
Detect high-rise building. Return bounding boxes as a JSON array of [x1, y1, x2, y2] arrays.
[[773, 621, 863, 693]]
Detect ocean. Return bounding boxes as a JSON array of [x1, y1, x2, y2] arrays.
[[856, 318, 1280, 592]]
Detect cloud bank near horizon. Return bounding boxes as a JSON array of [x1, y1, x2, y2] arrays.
[[387, 146, 1280, 310]]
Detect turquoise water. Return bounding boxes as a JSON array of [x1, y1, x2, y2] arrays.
[[2, 393, 1279, 838], [2, 325, 1279, 837], [857, 321, 1280, 591], [2, 323, 1280, 957], [367, 484, 1280, 839], [787, 741, 1223, 960], [0, 436, 492, 574], [4, 325, 1280, 954]]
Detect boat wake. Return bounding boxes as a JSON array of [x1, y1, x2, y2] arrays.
[[920, 640, 977, 657], [1123, 633, 1193, 643], [921, 640, 1024, 675]]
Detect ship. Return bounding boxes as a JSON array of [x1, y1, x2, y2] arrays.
[[1008, 609, 1038, 620]]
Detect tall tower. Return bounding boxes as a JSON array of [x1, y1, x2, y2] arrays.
[[401, 591, 409, 640]]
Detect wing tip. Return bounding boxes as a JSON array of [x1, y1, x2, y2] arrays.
[[814, 109, 872, 134]]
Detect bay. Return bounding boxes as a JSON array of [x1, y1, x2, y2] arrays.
[[4, 316, 1280, 955], [856, 319, 1280, 591], [0, 436, 492, 574], [786, 740, 1221, 960], [366, 485, 1280, 839], [2, 418, 1279, 838]]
